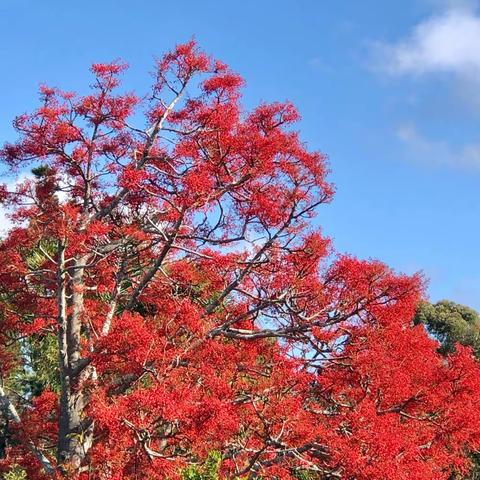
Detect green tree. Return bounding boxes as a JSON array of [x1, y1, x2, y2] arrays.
[[414, 300, 480, 356], [414, 300, 480, 480]]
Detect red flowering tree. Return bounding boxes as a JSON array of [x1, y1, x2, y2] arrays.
[[0, 41, 480, 479]]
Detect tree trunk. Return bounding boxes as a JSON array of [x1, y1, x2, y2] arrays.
[[56, 251, 93, 472]]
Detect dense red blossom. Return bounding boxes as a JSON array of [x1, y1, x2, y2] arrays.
[[0, 41, 479, 479]]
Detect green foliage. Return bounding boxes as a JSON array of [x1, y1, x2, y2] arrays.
[[414, 300, 480, 357], [4, 336, 59, 403], [466, 453, 480, 480], [293, 470, 318, 480], [30, 165, 50, 178], [3, 239, 61, 397], [26, 333, 60, 395], [23, 238, 57, 272], [182, 451, 222, 480], [2, 466, 27, 480], [5, 333, 59, 398], [415, 301, 480, 480]]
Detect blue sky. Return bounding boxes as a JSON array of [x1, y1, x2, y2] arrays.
[[1, 0, 479, 309]]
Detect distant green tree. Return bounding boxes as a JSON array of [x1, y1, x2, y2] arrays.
[[466, 453, 480, 480], [414, 300, 480, 357], [414, 300, 480, 480]]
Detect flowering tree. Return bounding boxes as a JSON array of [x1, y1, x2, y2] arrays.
[[0, 41, 480, 479]]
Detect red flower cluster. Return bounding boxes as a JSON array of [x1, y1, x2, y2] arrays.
[[0, 41, 479, 480]]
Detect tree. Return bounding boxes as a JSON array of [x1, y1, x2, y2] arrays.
[[414, 300, 480, 356], [0, 41, 480, 479], [414, 300, 480, 480]]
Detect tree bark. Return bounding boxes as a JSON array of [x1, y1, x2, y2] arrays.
[[57, 250, 93, 472]]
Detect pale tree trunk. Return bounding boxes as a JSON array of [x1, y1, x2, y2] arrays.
[[56, 249, 93, 472]]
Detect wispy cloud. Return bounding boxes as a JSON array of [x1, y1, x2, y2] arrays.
[[396, 123, 480, 170], [374, 6, 480, 79], [369, 3, 480, 172], [308, 57, 333, 74]]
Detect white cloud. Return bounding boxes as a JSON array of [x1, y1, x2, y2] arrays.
[[308, 57, 333, 74], [375, 6, 480, 78], [396, 123, 480, 170], [370, 3, 480, 173]]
